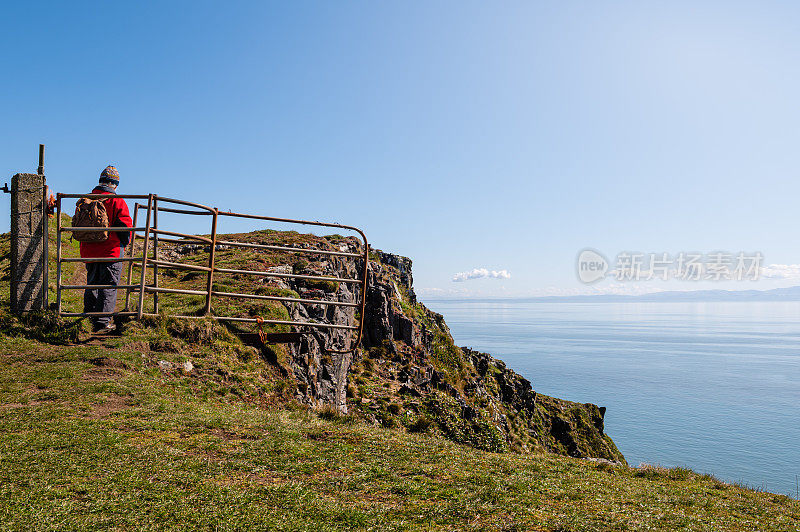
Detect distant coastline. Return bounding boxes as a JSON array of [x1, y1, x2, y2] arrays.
[[426, 286, 800, 303]]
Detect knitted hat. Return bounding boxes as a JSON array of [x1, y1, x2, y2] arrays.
[[99, 166, 120, 186]]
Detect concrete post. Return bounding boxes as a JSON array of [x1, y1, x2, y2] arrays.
[[10, 173, 48, 313]]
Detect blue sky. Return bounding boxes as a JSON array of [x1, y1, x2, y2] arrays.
[[3, 2, 800, 298]]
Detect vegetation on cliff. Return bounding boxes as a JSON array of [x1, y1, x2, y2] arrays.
[[355, 251, 624, 462]]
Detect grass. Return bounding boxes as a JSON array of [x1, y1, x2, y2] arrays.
[[1, 335, 798, 530]]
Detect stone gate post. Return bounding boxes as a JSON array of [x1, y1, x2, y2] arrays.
[[10, 172, 48, 313]]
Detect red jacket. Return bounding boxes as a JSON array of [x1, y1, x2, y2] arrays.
[[79, 187, 133, 259]]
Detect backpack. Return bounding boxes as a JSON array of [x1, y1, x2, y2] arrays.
[[72, 197, 110, 242]]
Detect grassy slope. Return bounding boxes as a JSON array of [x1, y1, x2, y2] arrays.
[[1, 335, 798, 531]]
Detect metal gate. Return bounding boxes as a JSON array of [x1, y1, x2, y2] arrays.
[[55, 193, 369, 353]]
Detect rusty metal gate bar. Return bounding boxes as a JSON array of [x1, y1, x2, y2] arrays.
[[55, 194, 369, 354], [138, 199, 368, 350], [123, 201, 140, 310], [128, 196, 217, 316], [210, 210, 370, 354], [135, 195, 154, 319], [152, 197, 159, 314], [130, 203, 370, 351]]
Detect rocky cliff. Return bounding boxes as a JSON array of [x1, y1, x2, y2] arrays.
[[281, 243, 625, 463], [30, 222, 624, 463]]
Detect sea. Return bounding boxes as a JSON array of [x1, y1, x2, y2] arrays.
[[424, 299, 800, 498]]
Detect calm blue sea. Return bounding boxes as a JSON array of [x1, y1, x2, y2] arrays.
[[425, 300, 800, 498]]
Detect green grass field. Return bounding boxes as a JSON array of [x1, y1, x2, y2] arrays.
[[1, 331, 798, 531], [1, 220, 799, 530]]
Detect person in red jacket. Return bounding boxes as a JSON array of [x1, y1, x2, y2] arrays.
[[81, 166, 133, 332]]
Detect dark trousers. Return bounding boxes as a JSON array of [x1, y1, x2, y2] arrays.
[[84, 252, 125, 325]]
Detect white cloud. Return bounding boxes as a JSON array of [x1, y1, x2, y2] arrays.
[[452, 268, 511, 282], [760, 264, 800, 280]]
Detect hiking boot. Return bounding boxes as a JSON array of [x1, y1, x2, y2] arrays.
[[92, 321, 116, 334]]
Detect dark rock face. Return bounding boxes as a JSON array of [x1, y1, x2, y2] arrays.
[[273, 240, 362, 413], [376, 252, 414, 304], [466, 349, 537, 412], [363, 256, 429, 351], [278, 244, 625, 463]]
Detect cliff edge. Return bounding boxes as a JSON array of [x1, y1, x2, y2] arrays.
[[276, 241, 624, 462]]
